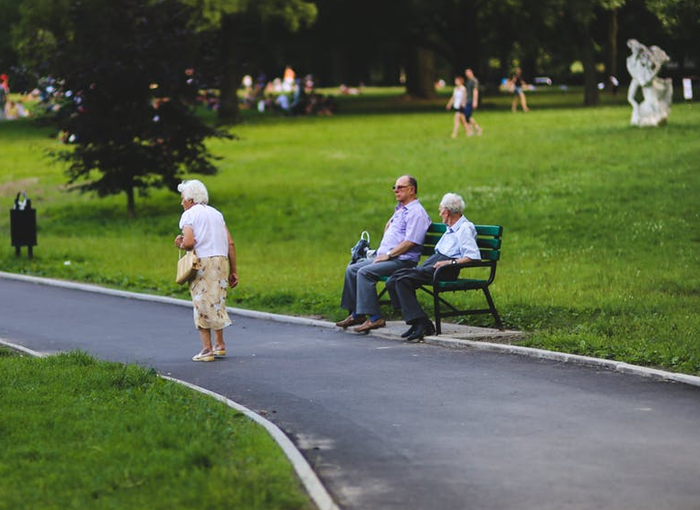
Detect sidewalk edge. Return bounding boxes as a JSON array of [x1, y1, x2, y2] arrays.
[[161, 376, 340, 510], [2, 271, 699, 388], [0, 336, 340, 510], [424, 336, 700, 388]]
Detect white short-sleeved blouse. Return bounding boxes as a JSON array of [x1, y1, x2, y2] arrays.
[[179, 204, 229, 258]]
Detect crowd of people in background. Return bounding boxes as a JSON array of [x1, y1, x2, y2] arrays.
[[238, 67, 339, 117], [0, 73, 33, 121], [0, 73, 69, 121], [2, 64, 541, 128]]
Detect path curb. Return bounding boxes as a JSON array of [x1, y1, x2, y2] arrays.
[[422, 336, 700, 388], [2, 271, 699, 390], [0, 336, 339, 510]]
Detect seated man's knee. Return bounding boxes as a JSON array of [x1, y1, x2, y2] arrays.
[[393, 271, 416, 284], [346, 261, 363, 277], [357, 264, 375, 279]]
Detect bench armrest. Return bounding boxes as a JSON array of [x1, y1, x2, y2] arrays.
[[433, 259, 497, 284]]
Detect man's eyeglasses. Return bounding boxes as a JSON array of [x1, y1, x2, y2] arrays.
[[392, 185, 412, 191]]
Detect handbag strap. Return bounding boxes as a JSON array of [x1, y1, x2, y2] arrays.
[[178, 249, 197, 260]]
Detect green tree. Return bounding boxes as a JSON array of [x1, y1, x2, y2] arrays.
[[0, 0, 21, 77], [646, 0, 700, 74], [15, 0, 228, 217]]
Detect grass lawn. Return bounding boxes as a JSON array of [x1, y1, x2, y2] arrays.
[[0, 87, 699, 375], [0, 348, 313, 510]]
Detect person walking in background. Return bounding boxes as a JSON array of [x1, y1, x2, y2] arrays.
[[386, 193, 480, 342], [336, 175, 431, 334], [510, 67, 530, 112], [464, 68, 483, 136], [174, 180, 238, 362], [0, 74, 7, 121], [446, 75, 469, 138]]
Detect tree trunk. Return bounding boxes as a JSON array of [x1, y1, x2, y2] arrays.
[[405, 44, 436, 99], [521, 53, 537, 83], [126, 185, 136, 219], [607, 8, 618, 95], [452, 0, 480, 75], [217, 14, 241, 125], [581, 26, 599, 106], [382, 52, 400, 86]]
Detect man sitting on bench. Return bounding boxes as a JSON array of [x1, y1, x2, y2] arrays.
[[386, 193, 480, 342], [336, 175, 431, 333]]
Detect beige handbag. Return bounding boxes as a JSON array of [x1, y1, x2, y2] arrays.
[[176, 249, 200, 285]]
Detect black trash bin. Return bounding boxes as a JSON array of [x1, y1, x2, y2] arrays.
[[10, 192, 37, 258]]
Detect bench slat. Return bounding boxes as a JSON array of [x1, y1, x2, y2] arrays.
[[479, 250, 500, 261], [477, 238, 501, 250], [476, 225, 503, 237], [437, 278, 489, 290]]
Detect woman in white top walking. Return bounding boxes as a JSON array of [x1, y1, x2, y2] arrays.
[[175, 180, 238, 362], [445, 75, 469, 138]]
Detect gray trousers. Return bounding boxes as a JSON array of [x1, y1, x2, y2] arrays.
[[341, 257, 415, 316], [385, 253, 457, 324]]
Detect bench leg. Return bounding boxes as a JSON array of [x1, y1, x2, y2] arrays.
[[433, 289, 442, 335], [483, 287, 503, 330]]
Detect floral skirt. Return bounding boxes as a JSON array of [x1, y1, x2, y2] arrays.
[[188, 256, 232, 330]]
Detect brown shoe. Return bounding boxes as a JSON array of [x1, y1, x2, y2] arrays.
[[354, 318, 386, 333], [335, 315, 365, 328]]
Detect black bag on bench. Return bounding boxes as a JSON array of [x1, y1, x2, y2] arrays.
[[350, 231, 371, 264]]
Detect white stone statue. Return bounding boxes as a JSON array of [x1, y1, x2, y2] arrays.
[[626, 39, 673, 127]]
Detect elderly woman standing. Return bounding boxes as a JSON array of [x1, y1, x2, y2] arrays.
[[175, 180, 238, 362]]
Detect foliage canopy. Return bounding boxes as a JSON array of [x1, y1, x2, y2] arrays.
[[17, 0, 229, 217]]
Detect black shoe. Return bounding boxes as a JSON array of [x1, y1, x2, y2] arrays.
[[401, 324, 417, 338], [405, 320, 435, 342]]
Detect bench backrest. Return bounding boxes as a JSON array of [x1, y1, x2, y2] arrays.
[[422, 223, 503, 261]]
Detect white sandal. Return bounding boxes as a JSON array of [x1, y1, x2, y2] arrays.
[[192, 350, 215, 362]]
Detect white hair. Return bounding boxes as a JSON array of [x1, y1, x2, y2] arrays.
[[177, 179, 209, 204], [440, 193, 465, 214]]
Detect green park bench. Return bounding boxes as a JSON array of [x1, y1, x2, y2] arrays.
[[377, 223, 504, 334]]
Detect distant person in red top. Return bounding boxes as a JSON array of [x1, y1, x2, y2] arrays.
[[0, 74, 8, 118]]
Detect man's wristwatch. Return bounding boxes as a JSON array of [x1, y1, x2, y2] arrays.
[[387, 250, 393, 259], [451, 259, 457, 265]]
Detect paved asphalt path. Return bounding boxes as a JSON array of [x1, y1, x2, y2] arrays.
[[2, 276, 700, 510]]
